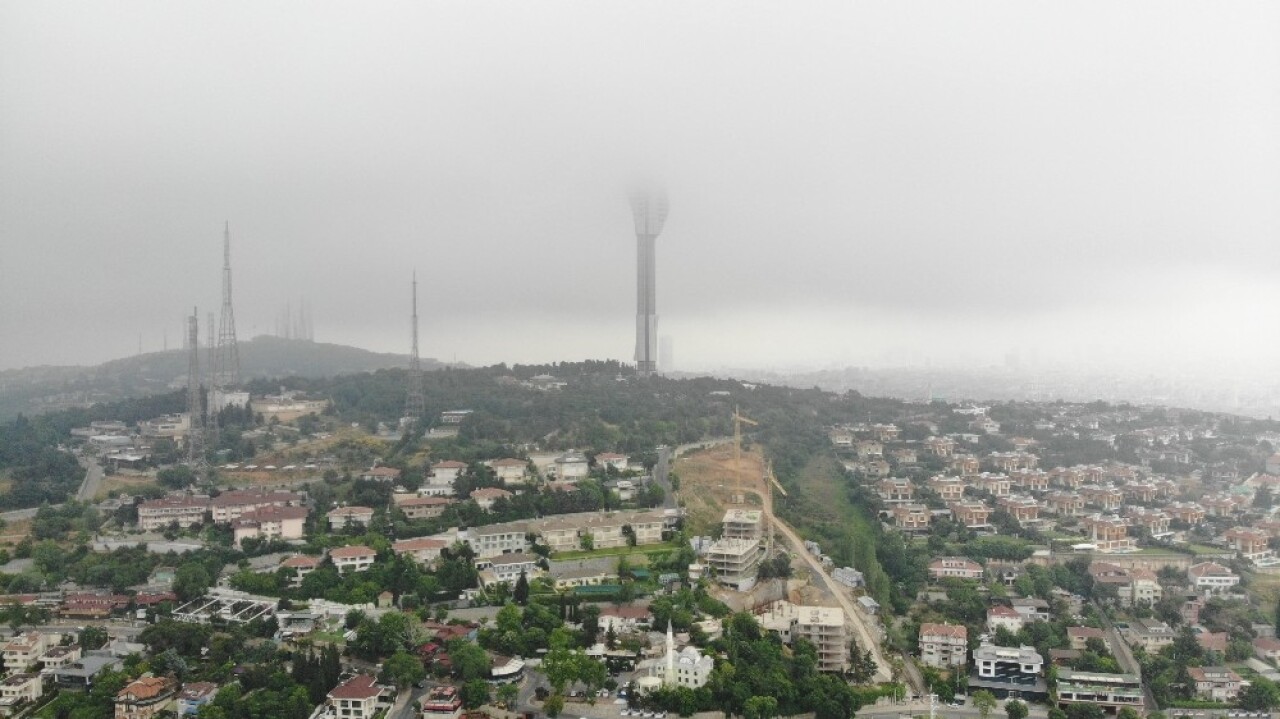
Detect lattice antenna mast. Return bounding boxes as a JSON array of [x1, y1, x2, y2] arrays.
[[404, 272, 426, 423], [186, 309, 206, 473], [213, 221, 241, 389]]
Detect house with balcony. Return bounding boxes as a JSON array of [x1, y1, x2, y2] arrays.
[[1187, 667, 1242, 702], [998, 496, 1040, 524], [1080, 485, 1123, 512], [877, 478, 914, 504], [928, 476, 966, 502], [950, 501, 992, 530], [892, 504, 931, 533], [1045, 492, 1085, 517], [1056, 670, 1143, 713], [326, 675, 385, 719], [987, 605, 1025, 634], [1081, 514, 1133, 552], [1225, 527, 1275, 564], [973, 473, 1012, 497], [925, 436, 957, 457], [1010, 469, 1050, 492], [327, 506, 374, 531], [929, 556, 984, 581], [115, 676, 177, 719], [919, 623, 968, 668], [3, 632, 59, 674], [330, 545, 377, 574], [1121, 618, 1175, 653], [949, 455, 981, 474], [1166, 502, 1206, 525], [1187, 562, 1240, 594], [0, 674, 41, 717]]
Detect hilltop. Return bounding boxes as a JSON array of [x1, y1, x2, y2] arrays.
[[0, 336, 447, 420]]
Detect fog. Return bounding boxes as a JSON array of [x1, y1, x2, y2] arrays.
[[3, 2, 1279, 378]]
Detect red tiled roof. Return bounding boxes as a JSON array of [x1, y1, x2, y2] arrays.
[[331, 545, 376, 558], [920, 623, 967, 640], [328, 674, 382, 700]]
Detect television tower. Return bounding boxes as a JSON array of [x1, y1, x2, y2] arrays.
[[630, 189, 669, 376], [404, 272, 426, 424], [186, 309, 206, 473], [212, 222, 241, 391]]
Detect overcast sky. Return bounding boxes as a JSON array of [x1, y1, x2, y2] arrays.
[[3, 2, 1279, 375]]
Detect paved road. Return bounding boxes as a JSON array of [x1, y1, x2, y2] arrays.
[[1094, 601, 1156, 715], [77, 459, 104, 501], [855, 697, 1050, 719], [653, 448, 677, 510], [729, 475, 893, 684]]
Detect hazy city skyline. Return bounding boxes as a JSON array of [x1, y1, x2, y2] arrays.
[[3, 2, 1279, 379]]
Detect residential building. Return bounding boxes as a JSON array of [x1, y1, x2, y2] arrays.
[[1187, 562, 1241, 594], [925, 436, 957, 457], [0, 674, 41, 717], [998, 496, 1040, 524], [1010, 469, 1050, 492], [209, 490, 305, 523], [928, 476, 965, 502], [705, 539, 764, 589], [420, 686, 462, 719], [50, 653, 120, 689], [596, 453, 630, 471], [477, 553, 541, 586], [1067, 627, 1108, 652], [1044, 492, 1085, 517], [487, 458, 529, 484], [1080, 514, 1133, 552], [929, 557, 984, 581], [1011, 598, 1050, 623], [3, 632, 58, 673], [177, 683, 219, 717], [987, 605, 1024, 634], [1187, 666, 1243, 702], [1080, 485, 1123, 512], [919, 623, 968, 668], [1167, 502, 1206, 525], [429, 461, 467, 485], [1056, 670, 1143, 712], [1254, 636, 1280, 663], [331, 546, 377, 574], [280, 555, 322, 587], [950, 501, 992, 530], [1225, 527, 1274, 563], [1121, 618, 1175, 653], [833, 567, 865, 588], [138, 496, 209, 531], [232, 505, 308, 547], [327, 675, 384, 719], [393, 495, 454, 521], [470, 488, 513, 511], [359, 467, 402, 483], [757, 601, 846, 673], [115, 677, 177, 719], [391, 538, 447, 567], [892, 504, 931, 533], [877, 478, 914, 504], [327, 506, 374, 530], [722, 509, 764, 540], [973, 473, 1012, 497], [970, 642, 1046, 699], [39, 645, 82, 674]]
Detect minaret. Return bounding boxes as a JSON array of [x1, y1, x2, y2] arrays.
[[664, 620, 676, 685], [630, 190, 669, 377]]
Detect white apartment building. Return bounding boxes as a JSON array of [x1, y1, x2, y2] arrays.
[[919, 623, 968, 668], [705, 538, 763, 590], [327, 675, 384, 719], [2, 632, 58, 674], [757, 601, 846, 673], [330, 546, 377, 574]]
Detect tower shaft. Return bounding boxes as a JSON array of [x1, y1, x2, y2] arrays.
[[186, 310, 206, 472], [635, 233, 658, 374], [404, 273, 425, 422]]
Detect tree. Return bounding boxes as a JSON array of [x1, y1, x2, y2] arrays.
[[1239, 677, 1280, 711], [381, 651, 426, 689], [973, 690, 997, 719], [1064, 704, 1105, 719], [1006, 699, 1029, 719], [158, 466, 197, 489], [1116, 708, 1141, 719], [461, 679, 491, 710], [514, 571, 529, 606], [80, 626, 109, 650], [173, 563, 212, 602], [544, 694, 565, 719], [496, 682, 519, 709], [743, 696, 779, 719]]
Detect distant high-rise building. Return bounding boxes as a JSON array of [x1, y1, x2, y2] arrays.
[[630, 190, 669, 377], [186, 309, 206, 474], [659, 335, 674, 372]]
